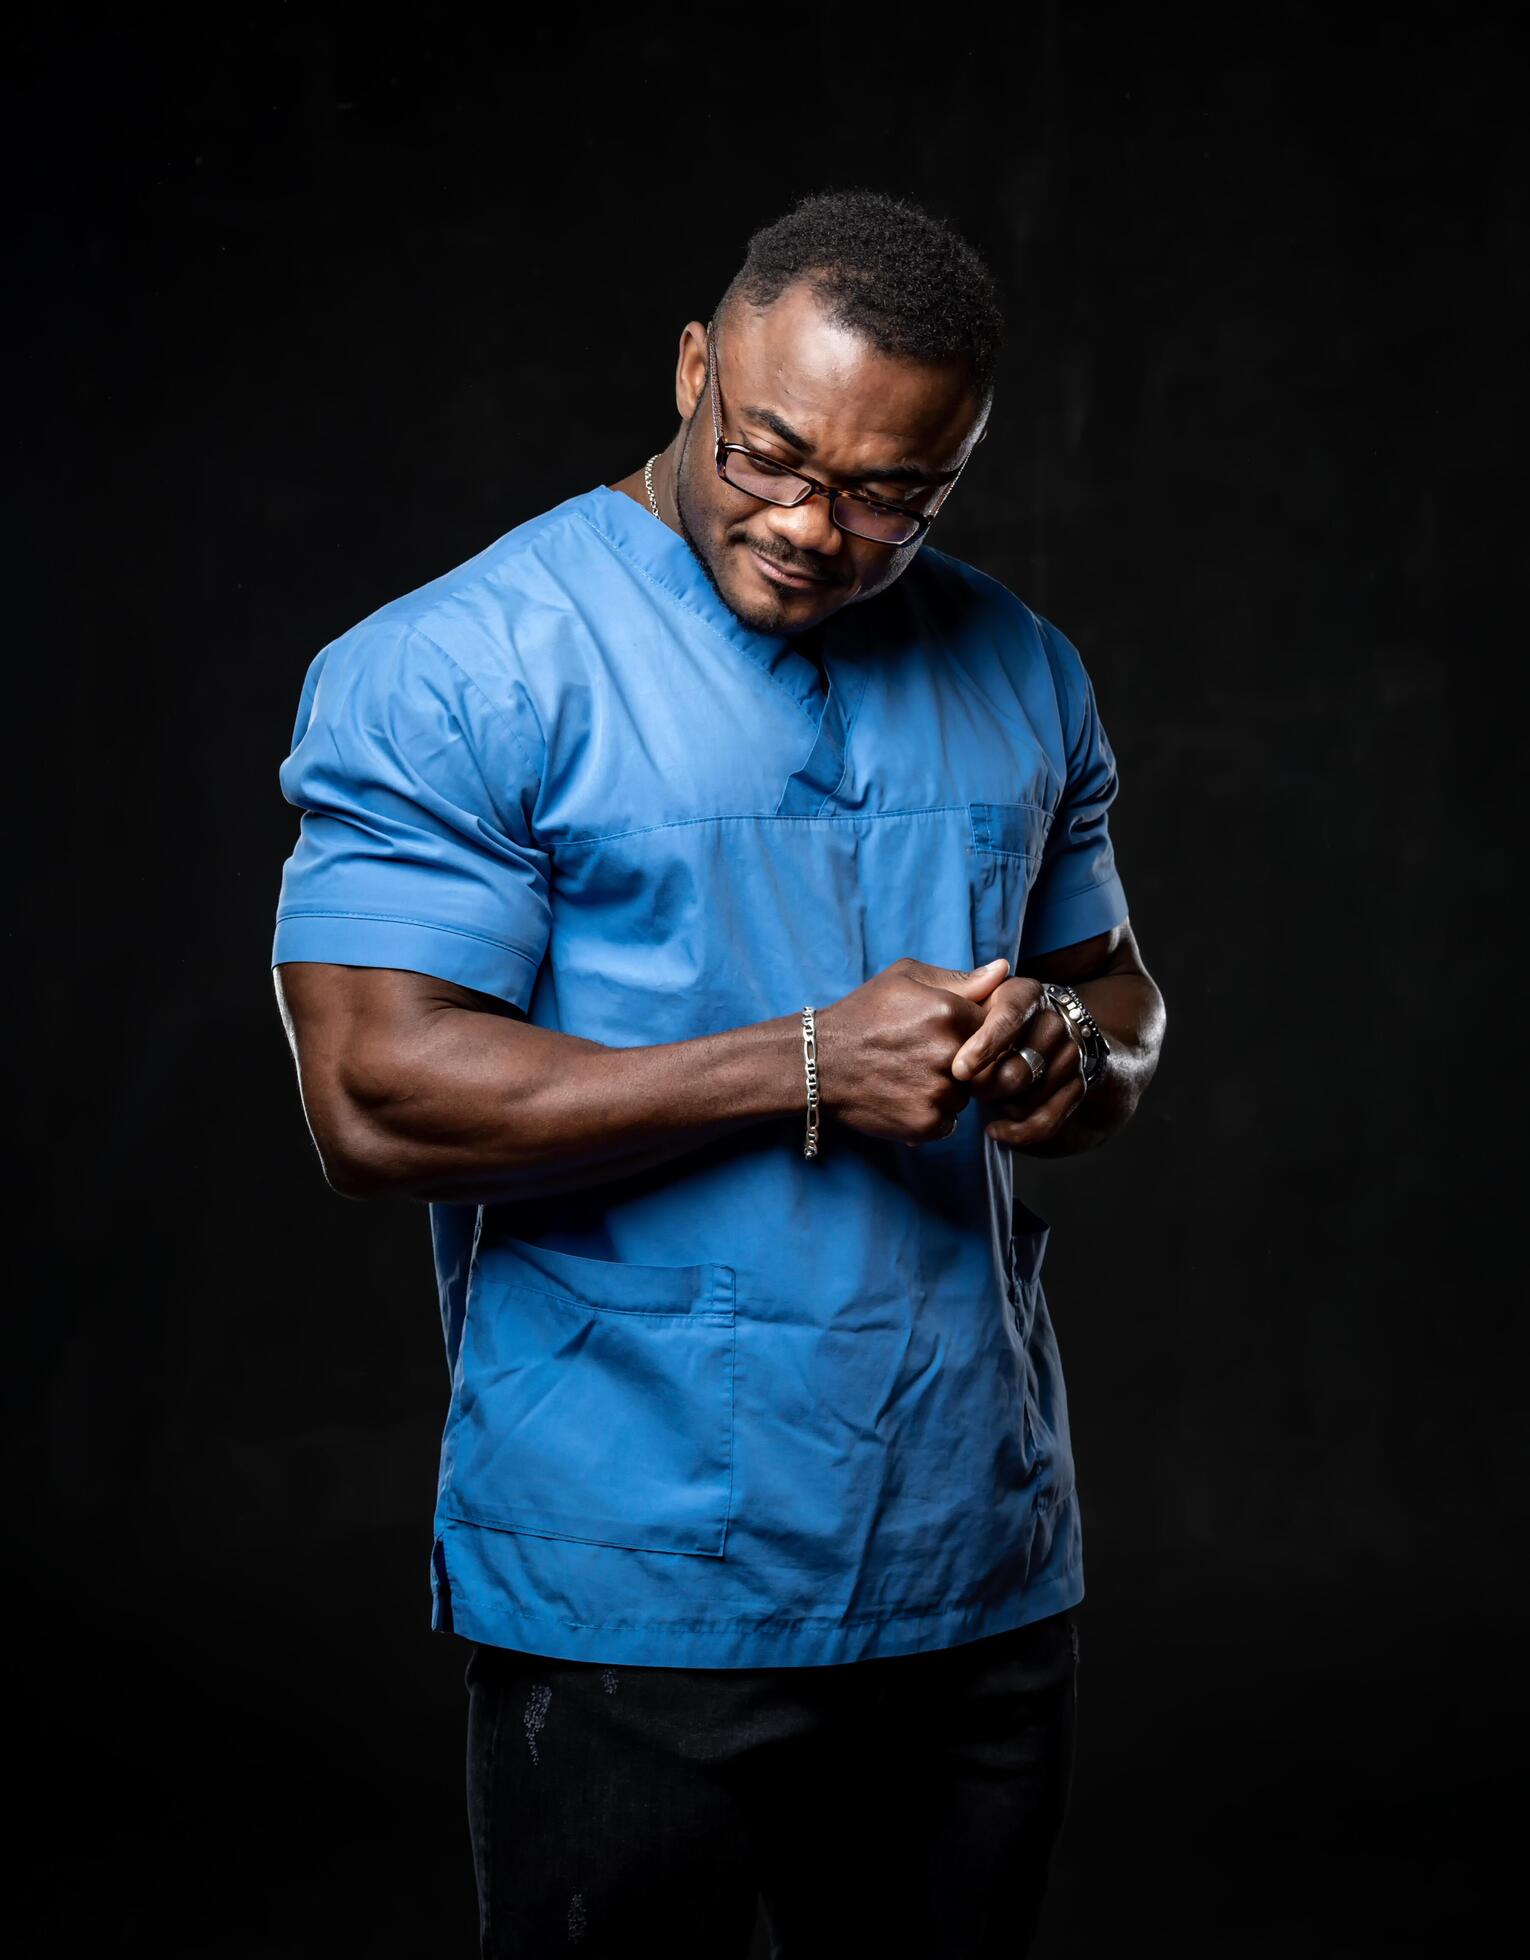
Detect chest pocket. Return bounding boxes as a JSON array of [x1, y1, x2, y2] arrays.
[[442, 1235, 737, 1558], [966, 800, 1055, 970]]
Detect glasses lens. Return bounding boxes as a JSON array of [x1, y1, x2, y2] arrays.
[[834, 497, 922, 545], [720, 450, 813, 508], [720, 448, 924, 544]]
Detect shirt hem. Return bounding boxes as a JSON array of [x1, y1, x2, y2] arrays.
[[1018, 872, 1129, 961], [270, 910, 541, 1010], [432, 1557, 1085, 1668]]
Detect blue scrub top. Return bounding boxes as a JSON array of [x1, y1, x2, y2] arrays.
[[271, 482, 1130, 1667]]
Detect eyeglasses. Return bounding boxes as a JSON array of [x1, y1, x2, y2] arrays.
[[705, 314, 970, 548]]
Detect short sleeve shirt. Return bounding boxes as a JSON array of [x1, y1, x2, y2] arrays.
[[271, 483, 1130, 1666]]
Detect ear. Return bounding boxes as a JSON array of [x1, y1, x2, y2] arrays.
[[675, 319, 709, 422]]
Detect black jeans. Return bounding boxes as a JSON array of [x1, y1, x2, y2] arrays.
[[464, 1607, 1080, 1959]]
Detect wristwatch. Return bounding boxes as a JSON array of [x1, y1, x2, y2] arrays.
[[1040, 982, 1112, 1091]]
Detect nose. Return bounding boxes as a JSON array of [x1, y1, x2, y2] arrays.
[[759, 493, 848, 571]]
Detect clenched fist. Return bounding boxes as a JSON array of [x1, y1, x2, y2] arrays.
[[811, 956, 1013, 1147], [948, 973, 1089, 1148]]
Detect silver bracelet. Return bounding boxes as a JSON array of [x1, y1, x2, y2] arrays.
[[1040, 981, 1111, 1091], [801, 1005, 821, 1158]]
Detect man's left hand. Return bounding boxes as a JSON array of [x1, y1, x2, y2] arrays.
[[948, 977, 1086, 1147]]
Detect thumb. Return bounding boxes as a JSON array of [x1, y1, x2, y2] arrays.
[[917, 956, 1010, 998]]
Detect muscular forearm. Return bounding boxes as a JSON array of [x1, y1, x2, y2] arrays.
[[326, 1009, 806, 1204], [1016, 970, 1165, 1158]]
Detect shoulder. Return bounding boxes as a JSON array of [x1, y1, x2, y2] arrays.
[[910, 545, 1091, 718], [295, 490, 605, 738], [381, 489, 596, 660]]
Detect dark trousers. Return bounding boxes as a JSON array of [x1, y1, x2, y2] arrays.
[[464, 1607, 1080, 1959]]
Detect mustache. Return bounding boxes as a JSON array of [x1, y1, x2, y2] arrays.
[[743, 541, 841, 585]]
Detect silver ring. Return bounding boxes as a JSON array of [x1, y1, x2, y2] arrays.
[[1016, 1046, 1047, 1086]]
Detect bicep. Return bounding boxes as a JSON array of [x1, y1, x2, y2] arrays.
[[273, 961, 527, 1176], [275, 961, 527, 1045]]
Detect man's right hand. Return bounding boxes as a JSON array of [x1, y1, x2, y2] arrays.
[[813, 957, 1013, 1146]]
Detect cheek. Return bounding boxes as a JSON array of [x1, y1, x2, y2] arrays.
[[853, 553, 909, 601], [680, 470, 740, 563]]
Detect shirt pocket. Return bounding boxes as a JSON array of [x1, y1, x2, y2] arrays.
[[441, 1235, 737, 1557], [967, 800, 1055, 969]]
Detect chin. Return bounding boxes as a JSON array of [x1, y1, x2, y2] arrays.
[[733, 592, 791, 633], [741, 577, 821, 629]]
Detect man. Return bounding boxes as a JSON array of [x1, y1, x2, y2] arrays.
[[271, 188, 1166, 1959]]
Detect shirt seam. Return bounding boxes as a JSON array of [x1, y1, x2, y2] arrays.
[[274, 908, 542, 964], [1028, 869, 1125, 907], [434, 1542, 1082, 1633], [555, 805, 978, 852], [404, 623, 547, 791], [466, 1277, 732, 1322]]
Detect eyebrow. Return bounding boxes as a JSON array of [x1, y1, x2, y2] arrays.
[[740, 403, 963, 491]]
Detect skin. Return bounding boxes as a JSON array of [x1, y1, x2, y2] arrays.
[[611, 281, 987, 639], [274, 281, 1165, 1199]]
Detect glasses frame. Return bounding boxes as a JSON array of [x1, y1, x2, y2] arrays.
[[704, 314, 971, 548]]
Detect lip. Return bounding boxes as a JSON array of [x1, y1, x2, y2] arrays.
[[747, 546, 833, 590]]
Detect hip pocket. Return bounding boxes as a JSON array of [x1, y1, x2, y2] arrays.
[[441, 1235, 736, 1557]]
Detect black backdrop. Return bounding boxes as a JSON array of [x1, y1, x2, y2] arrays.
[[13, 7, 1521, 1954]]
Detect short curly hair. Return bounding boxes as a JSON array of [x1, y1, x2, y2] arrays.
[[713, 186, 1005, 408]]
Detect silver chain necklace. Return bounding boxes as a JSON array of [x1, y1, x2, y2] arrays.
[[643, 453, 662, 519]]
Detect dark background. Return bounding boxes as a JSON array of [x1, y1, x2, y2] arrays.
[[13, 5, 1522, 1953]]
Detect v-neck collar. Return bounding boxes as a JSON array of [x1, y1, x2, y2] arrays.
[[576, 481, 829, 726]]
